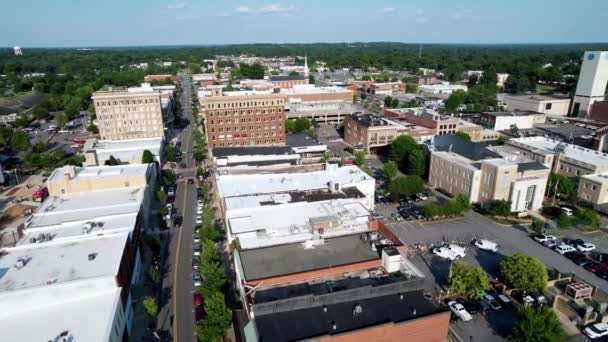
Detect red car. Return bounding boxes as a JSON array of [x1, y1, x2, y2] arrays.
[[193, 293, 204, 307], [73, 138, 86, 145], [584, 262, 607, 273]]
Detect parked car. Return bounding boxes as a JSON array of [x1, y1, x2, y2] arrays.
[[448, 301, 472, 321], [543, 239, 563, 249], [574, 256, 595, 267], [194, 236, 200, 244], [391, 213, 403, 222], [433, 244, 466, 260], [195, 305, 205, 325], [196, 216, 202, 226], [577, 242, 596, 253], [482, 294, 502, 311], [193, 243, 201, 256], [497, 294, 512, 308], [584, 322, 608, 339], [416, 193, 429, 201], [555, 245, 576, 255], [167, 188, 175, 196], [472, 239, 499, 253], [192, 273, 202, 287], [188, 178, 195, 184], [533, 234, 557, 243], [192, 256, 200, 270], [193, 293, 204, 307], [173, 215, 183, 226], [584, 262, 607, 273], [560, 207, 574, 216], [462, 301, 480, 315]]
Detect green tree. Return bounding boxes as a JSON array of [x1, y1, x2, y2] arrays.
[[510, 124, 520, 137], [383, 160, 398, 182], [55, 112, 68, 128], [293, 118, 311, 133], [575, 208, 601, 229], [105, 155, 120, 166], [454, 194, 471, 211], [500, 253, 548, 292], [388, 175, 424, 200], [547, 173, 577, 204], [200, 261, 228, 298], [424, 203, 441, 219], [197, 292, 232, 342], [454, 131, 471, 142], [445, 89, 467, 112], [448, 263, 490, 300], [406, 148, 426, 176], [530, 219, 544, 234], [143, 296, 158, 317], [354, 151, 366, 166], [10, 131, 30, 152], [320, 151, 331, 163], [384, 96, 394, 108], [87, 124, 99, 134], [511, 306, 566, 342], [147, 266, 160, 284], [388, 135, 426, 176], [166, 145, 177, 162], [557, 213, 570, 230], [308, 73, 315, 84], [142, 149, 154, 164], [488, 200, 512, 217], [201, 239, 221, 264], [156, 189, 167, 204]]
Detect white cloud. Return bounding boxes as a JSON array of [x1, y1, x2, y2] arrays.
[[227, 3, 296, 16], [451, 9, 474, 20], [168, 2, 187, 9], [379, 7, 396, 14]]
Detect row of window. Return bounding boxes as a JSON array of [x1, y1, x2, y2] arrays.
[[209, 116, 277, 125], [207, 108, 282, 116], [207, 100, 283, 109], [96, 99, 159, 106], [210, 126, 278, 133], [211, 131, 277, 140], [213, 139, 279, 147]]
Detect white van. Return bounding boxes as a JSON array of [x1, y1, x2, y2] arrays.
[[555, 245, 576, 255], [560, 207, 573, 216]]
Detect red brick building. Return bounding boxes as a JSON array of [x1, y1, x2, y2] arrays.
[[270, 74, 309, 88], [202, 93, 286, 147]]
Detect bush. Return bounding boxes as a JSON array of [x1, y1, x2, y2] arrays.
[[557, 213, 570, 230], [143, 296, 158, 317], [575, 208, 601, 229], [530, 219, 544, 234]]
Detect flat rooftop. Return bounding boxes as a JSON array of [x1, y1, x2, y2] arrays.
[[25, 187, 144, 228], [213, 146, 295, 157], [280, 84, 351, 95], [238, 234, 380, 281], [254, 289, 445, 342], [0, 277, 121, 342], [286, 133, 324, 148], [48, 164, 151, 182], [217, 165, 372, 199], [508, 137, 608, 167], [503, 93, 570, 101], [224, 187, 364, 211], [483, 110, 542, 117], [348, 113, 398, 128], [582, 173, 608, 184], [87, 137, 163, 152], [0, 232, 128, 292], [431, 135, 500, 161]]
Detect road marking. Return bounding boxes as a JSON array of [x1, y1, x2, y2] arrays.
[[173, 79, 193, 342]]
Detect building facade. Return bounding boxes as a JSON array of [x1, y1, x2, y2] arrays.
[[501, 94, 571, 116], [572, 51, 608, 117], [92, 84, 165, 141], [202, 93, 286, 147], [479, 111, 546, 131]]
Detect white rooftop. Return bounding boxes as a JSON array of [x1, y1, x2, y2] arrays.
[[25, 187, 144, 228], [432, 151, 483, 171], [281, 84, 352, 95], [0, 232, 128, 292], [581, 173, 608, 184], [217, 165, 373, 199], [0, 277, 121, 342], [48, 164, 151, 182], [508, 137, 608, 168]]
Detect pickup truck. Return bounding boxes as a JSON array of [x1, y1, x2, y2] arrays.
[[433, 244, 466, 260]]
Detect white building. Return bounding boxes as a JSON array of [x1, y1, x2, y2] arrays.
[[479, 111, 546, 131], [501, 94, 571, 116], [572, 51, 608, 117], [83, 137, 163, 166], [418, 82, 468, 95]]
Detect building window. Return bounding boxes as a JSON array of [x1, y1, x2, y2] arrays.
[[546, 103, 552, 110]]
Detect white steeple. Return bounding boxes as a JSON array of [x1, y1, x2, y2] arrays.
[[304, 55, 309, 79]]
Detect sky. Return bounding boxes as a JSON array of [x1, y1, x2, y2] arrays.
[[1, 0, 607, 47]]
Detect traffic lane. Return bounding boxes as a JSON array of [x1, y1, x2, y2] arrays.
[[388, 212, 608, 291]]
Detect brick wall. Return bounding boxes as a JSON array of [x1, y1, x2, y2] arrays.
[[313, 311, 450, 342], [384, 109, 437, 129], [370, 219, 403, 246]]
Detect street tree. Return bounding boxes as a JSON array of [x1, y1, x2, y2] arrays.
[[10, 131, 30, 152], [557, 213, 570, 230], [445, 89, 467, 112], [142, 149, 154, 164], [55, 112, 68, 129], [320, 151, 331, 163], [197, 292, 232, 342], [388, 175, 424, 200], [500, 253, 548, 292], [530, 219, 544, 234], [166, 145, 177, 162], [448, 263, 490, 300], [354, 151, 366, 166], [511, 305, 566, 342], [200, 261, 228, 298], [383, 160, 398, 182], [143, 296, 158, 317], [156, 189, 167, 204]]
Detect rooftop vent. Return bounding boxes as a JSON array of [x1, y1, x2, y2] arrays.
[[331, 321, 337, 331], [353, 304, 363, 316], [323, 305, 328, 313], [88, 253, 98, 261]]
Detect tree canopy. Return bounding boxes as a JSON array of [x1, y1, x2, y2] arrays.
[[500, 253, 548, 292], [388, 135, 426, 176], [511, 306, 566, 342], [388, 175, 424, 200], [448, 263, 490, 300]]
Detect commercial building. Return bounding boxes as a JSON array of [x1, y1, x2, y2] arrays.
[[83, 137, 163, 166], [201, 91, 286, 148], [572, 51, 608, 117], [283, 84, 355, 124], [578, 173, 608, 205], [479, 111, 546, 131], [286, 133, 328, 159], [371, 81, 405, 95], [501, 94, 571, 116], [428, 136, 550, 213], [0, 164, 155, 341], [92, 83, 165, 141], [212, 146, 301, 173], [344, 113, 435, 153], [270, 74, 308, 88], [419, 83, 467, 95], [504, 137, 608, 177]]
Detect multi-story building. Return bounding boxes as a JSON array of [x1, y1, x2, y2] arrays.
[[501, 94, 571, 116], [92, 83, 165, 141], [0, 164, 155, 341], [479, 111, 546, 131], [504, 137, 608, 177], [83, 137, 164, 166], [201, 91, 286, 147], [283, 84, 355, 124], [428, 136, 550, 213], [418, 83, 467, 95], [578, 173, 608, 205], [270, 74, 308, 88], [344, 113, 435, 153]]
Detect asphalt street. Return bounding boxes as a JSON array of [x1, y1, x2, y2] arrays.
[[168, 74, 198, 342]]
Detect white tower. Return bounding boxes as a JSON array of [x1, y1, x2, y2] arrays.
[[571, 51, 608, 117], [13, 46, 22, 56], [303, 55, 309, 80]]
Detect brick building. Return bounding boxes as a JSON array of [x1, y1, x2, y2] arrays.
[[201, 92, 286, 147], [270, 74, 308, 88]]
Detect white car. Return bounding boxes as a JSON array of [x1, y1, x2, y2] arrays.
[[196, 216, 202, 225], [577, 242, 596, 253], [472, 239, 498, 253], [448, 301, 472, 321], [555, 245, 576, 255], [584, 323, 608, 339], [192, 273, 202, 287], [560, 207, 573, 216], [433, 244, 466, 260], [543, 239, 563, 249], [416, 193, 429, 201], [533, 234, 557, 243]]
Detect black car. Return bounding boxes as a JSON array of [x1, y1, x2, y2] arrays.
[[192, 256, 200, 270], [563, 238, 585, 248], [188, 178, 194, 184], [564, 251, 586, 261], [574, 256, 595, 267], [173, 215, 183, 226], [596, 269, 608, 280], [462, 300, 480, 315]]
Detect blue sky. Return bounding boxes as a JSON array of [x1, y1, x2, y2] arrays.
[[1, 0, 606, 47]]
